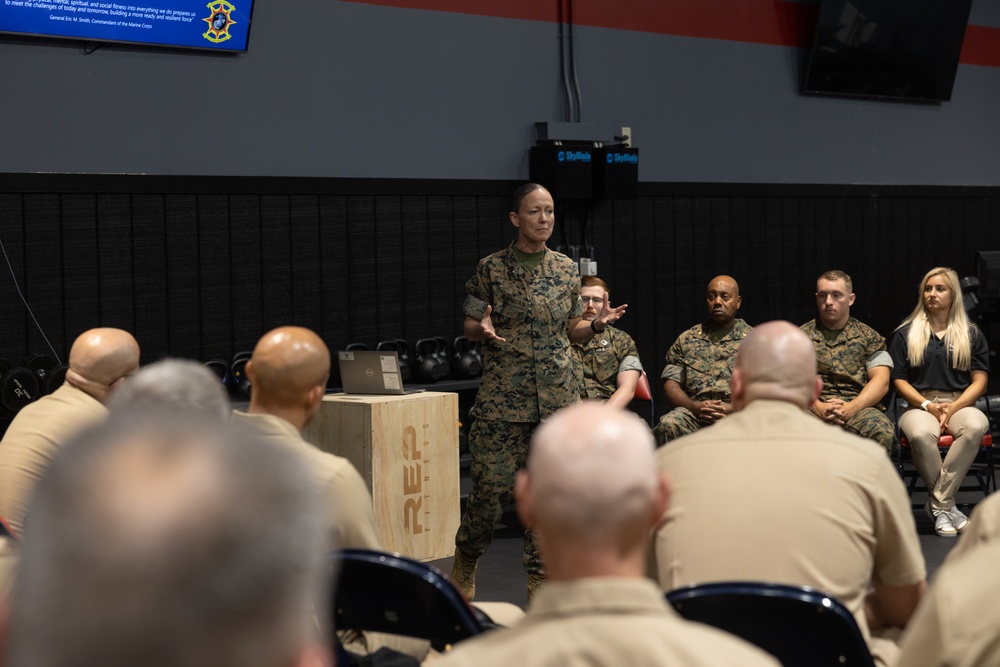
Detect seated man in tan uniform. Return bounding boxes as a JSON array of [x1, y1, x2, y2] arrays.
[[895, 538, 1000, 666], [231, 325, 381, 550], [653, 321, 926, 667], [435, 402, 779, 667], [2, 410, 332, 667], [0, 358, 228, 604], [0, 327, 140, 536]]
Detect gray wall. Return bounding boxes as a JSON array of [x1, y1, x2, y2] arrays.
[[2, 1, 999, 183]]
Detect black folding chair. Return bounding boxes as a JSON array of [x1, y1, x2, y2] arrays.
[[666, 581, 875, 667], [332, 549, 488, 652]]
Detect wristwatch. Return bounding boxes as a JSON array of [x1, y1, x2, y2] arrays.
[[920, 399, 931, 411]]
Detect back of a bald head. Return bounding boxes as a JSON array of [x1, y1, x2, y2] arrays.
[[735, 321, 817, 407], [249, 326, 330, 406], [528, 402, 657, 540], [66, 328, 140, 397]]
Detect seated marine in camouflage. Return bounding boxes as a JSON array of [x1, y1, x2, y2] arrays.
[[653, 275, 750, 445], [572, 276, 643, 410], [801, 270, 896, 454]]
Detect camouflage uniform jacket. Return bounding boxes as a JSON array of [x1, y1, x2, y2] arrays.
[[801, 317, 891, 404], [660, 320, 751, 402], [465, 242, 583, 422], [572, 325, 643, 400]]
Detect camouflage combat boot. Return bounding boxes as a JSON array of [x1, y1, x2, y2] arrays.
[[451, 549, 478, 601]]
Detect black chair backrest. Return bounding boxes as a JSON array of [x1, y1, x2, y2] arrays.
[[0, 515, 16, 541], [332, 549, 485, 648], [666, 581, 876, 667]]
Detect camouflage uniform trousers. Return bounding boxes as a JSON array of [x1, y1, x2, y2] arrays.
[[454, 419, 543, 578], [653, 407, 703, 446], [840, 406, 897, 455]]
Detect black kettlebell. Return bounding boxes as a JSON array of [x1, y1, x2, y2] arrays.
[[413, 338, 446, 383], [230, 351, 253, 399], [0, 357, 40, 413], [345, 342, 369, 351], [433, 336, 453, 380], [204, 359, 230, 387], [376, 340, 411, 382], [452, 336, 482, 379], [395, 339, 413, 382]]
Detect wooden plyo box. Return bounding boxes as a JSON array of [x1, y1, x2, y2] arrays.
[[302, 392, 460, 562]]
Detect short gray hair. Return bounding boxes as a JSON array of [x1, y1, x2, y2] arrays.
[[107, 358, 231, 421], [7, 411, 331, 667]]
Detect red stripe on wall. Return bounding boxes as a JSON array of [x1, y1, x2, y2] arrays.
[[569, 0, 815, 48], [961, 25, 1000, 68], [343, 0, 1000, 68]]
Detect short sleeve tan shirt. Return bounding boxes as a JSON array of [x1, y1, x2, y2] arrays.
[[434, 578, 780, 667], [653, 400, 925, 661], [231, 410, 381, 550], [0, 384, 107, 536]]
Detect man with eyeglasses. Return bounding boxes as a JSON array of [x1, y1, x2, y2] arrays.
[[801, 270, 895, 454], [572, 276, 643, 409], [653, 275, 750, 445]]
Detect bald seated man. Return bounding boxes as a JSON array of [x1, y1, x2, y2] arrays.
[[0, 327, 139, 536], [435, 402, 779, 667], [107, 358, 231, 421], [653, 322, 926, 667], [231, 326, 381, 550], [2, 410, 332, 667], [653, 275, 751, 445]]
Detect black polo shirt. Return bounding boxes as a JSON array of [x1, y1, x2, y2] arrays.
[[889, 324, 989, 392]]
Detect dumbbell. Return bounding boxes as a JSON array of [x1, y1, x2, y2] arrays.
[[25, 353, 63, 395], [45, 364, 68, 394], [0, 358, 40, 413]]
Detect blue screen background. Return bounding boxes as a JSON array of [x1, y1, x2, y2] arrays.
[[0, 0, 253, 51]]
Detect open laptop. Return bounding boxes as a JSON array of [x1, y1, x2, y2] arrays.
[[336, 350, 421, 395]]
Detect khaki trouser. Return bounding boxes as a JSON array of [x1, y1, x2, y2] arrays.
[[898, 390, 990, 510]]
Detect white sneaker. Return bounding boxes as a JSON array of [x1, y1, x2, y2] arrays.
[[945, 506, 969, 533], [925, 501, 958, 538]]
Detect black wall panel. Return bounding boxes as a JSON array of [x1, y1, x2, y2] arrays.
[[0, 177, 997, 422]]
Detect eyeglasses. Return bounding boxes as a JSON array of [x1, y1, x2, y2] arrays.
[[581, 296, 605, 305]]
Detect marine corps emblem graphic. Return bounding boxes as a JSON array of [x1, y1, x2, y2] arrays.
[[203, 0, 237, 43]]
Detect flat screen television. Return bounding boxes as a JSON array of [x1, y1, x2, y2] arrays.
[[803, 0, 973, 102], [977, 250, 1000, 301], [0, 0, 255, 52]]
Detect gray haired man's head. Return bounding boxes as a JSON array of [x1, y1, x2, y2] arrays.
[[106, 358, 231, 421], [6, 410, 332, 667]]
